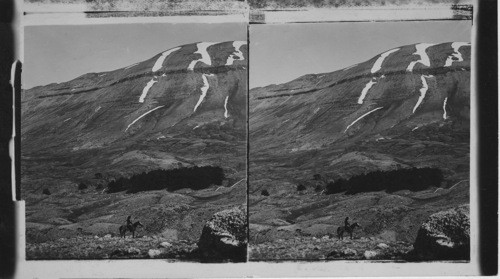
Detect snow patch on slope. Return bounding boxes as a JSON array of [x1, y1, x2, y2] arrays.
[[152, 47, 181, 72], [188, 42, 218, 71], [371, 48, 400, 73], [226, 41, 247, 66], [194, 74, 214, 112], [344, 107, 383, 133], [125, 106, 165, 132], [358, 78, 377, 104], [139, 77, 158, 103], [124, 62, 139, 70], [444, 42, 470, 67], [443, 97, 448, 119], [406, 43, 436, 72], [224, 96, 229, 118], [412, 75, 433, 113]]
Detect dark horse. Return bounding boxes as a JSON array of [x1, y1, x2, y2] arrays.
[[337, 222, 361, 240], [119, 221, 144, 238]]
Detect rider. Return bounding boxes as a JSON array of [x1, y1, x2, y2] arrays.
[[126, 216, 133, 231], [344, 217, 350, 230]]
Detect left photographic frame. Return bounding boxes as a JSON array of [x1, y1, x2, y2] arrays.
[[22, 22, 248, 262]]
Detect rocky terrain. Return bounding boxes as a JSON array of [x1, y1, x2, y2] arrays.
[[22, 41, 248, 261], [249, 42, 470, 261]]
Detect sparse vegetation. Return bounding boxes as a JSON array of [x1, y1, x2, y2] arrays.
[[261, 189, 270, 196], [94, 173, 103, 179], [78, 182, 88, 190], [95, 183, 104, 190], [325, 167, 444, 195], [107, 166, 225, 194], [297, 184, 306, 191]]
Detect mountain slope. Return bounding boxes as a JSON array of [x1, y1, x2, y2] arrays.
[[249, 42, 470, 260]]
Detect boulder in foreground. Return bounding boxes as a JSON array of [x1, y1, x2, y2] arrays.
[[197, 207, 247, 262], [412, 204, 470, 260]]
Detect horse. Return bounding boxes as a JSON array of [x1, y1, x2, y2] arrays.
[[119, 221, 144, 238], [337, 222, 361, 240]]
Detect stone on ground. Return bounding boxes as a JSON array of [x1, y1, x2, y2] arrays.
[[413, 204, 470, 260], [197, 207, 247, 262]]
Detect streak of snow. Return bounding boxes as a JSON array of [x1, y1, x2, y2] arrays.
[[95, 106, 101, 112], [139, 77, 158, 103], [152, 47, 180, 72], [193, 74, 214, 112], [344, 107, 383, 133], [188, 42, 218, 71], [98, 74, 106, 77], [125, 106, 164, 132], [371, 48, 399, 73], [193, 125, 200, 130], [357, 78, 377, 104], [406, 43, 436, 72], [71, 88, 75, 91], [380, 75, 386, 78], [412, 126, 419, 131], [343, 64, 358, 71], [444, 42, 470, 67], [63, 118, 71, 122], [412, 75, 433, 113], [224, 96, 229, 118], [225, 41, 247, 66], [124, 62, 139, 70], [157, 135, 165, 140], [443, 97, 448, 119]]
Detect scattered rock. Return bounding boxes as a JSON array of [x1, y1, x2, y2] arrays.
[[148, 249, 162, 258], [160, 242, 172, 248], [377, 243, 389, 249], [127, 247, 141, 255], [364, 250, 378, 259], [412, 204, 470, 260], [321, 235, 330, 240], [104, 234, 112, 239], [197, 207, 247, 262], [341, 248, 357, 256], [97, 244, 103, 250]]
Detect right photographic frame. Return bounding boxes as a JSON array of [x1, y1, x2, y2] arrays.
[[249, 20, 472, 262]]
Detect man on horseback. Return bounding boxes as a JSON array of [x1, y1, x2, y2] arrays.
[[344, 217, 350, 230], [126, 216, 133, 232]]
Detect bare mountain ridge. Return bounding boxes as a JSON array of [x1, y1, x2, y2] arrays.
[[22, 41, 248, 152], [250, 42, 470, 152]]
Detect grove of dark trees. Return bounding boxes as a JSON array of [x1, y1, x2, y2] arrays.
[[325, 167, 444, 195], [106, 166, 224, 194]]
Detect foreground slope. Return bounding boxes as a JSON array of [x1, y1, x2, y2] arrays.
[[22, 41, 248, 259], [249, 42, 470, 260]]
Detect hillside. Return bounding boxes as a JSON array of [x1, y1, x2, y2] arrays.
[[249, 42, 470, 260]]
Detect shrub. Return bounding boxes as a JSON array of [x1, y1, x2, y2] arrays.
[[42, 188, 51, 195], [313, 174, 322, 181], [94, 173, 103, 179], [261, 189, 270, 196], [314, 184, 324, 192], [95, 183, 104, 190], [107, 166, 225, 194], [325, 167, 444, 195], [78, 183, 88, 190], [297, 184, 306, 191]]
